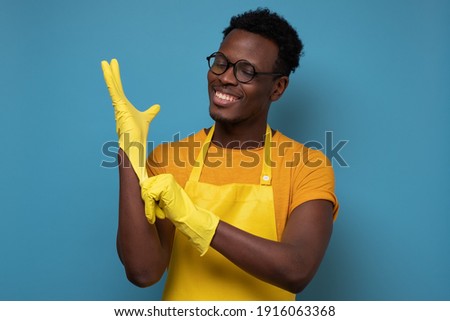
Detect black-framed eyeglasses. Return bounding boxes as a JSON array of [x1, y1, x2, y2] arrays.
[[206, 52, 284, 83]]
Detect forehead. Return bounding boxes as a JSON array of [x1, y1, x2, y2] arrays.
[[218, 29, 279, 68]]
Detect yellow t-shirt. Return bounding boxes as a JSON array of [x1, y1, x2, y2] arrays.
[[147, 128, 338, 239]]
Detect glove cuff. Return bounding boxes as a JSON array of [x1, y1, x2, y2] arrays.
[[174, 207, 220, 256], [119, 133, 148, 182]]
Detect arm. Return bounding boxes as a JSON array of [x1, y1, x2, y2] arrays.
[[210, 199, 333, 293], [141, 173, 334, 293], [116, 149, 175, 287], [101, 59, 174, 287]]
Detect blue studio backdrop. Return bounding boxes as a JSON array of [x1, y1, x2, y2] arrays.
[[0, 0, 449, 300]]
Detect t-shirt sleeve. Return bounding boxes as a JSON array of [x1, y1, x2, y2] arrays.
[[289, 148, 339, 220]]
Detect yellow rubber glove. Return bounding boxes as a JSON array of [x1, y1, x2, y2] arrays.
[[141, 189, 166, 225], [141, 174, 220, 256], [101, 58, 160, 182]]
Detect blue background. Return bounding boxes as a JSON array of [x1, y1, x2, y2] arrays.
[[0, 0, 449, 300]]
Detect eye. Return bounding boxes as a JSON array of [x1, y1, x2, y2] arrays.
[[237, 63, 255, 76], [214, 60, 227, 68], [240, 68, 254, 76], [211, 55, 228, 67]]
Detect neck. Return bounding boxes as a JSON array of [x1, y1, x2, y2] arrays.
[[209, 122, 269, 149]]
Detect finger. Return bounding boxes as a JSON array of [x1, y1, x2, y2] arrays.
[[141, 176, 163, 204], [101, 60, 122, 103], [141, 176, 162, 202], [143, 196, 156, 224], [110, 59, 126, 97], [155, 206, 166, 220], [143, 104, 161, 122]]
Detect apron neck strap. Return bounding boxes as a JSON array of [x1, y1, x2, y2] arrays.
[[189, 124, 273, 186], [260, 124, 273, 186]]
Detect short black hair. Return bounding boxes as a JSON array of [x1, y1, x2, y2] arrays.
[[222, 8, 303, 76]]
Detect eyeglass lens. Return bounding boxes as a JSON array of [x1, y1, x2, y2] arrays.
[[208, 53, 256, 83]]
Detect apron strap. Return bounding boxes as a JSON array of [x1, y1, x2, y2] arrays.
[[189, 125, 215, 183], [260, 124, 273, 186], [189, 124, 273, 186]]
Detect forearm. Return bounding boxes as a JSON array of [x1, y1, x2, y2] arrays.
[[210, 223, 304, 292], [210, 201, 333, 293], [117, 149, 172, 287], [139, 172, 333, 293]]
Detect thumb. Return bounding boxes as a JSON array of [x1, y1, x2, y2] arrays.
[[142, 104, 160, 121], [155, 206, 166, 220]]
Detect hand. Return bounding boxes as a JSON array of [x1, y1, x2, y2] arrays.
[[141, 174, 220, 255], [101, 58, 160, 182], [141, 187, 166, 224]]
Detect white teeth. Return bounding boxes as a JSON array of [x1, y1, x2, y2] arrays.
[[215, 91, 238, 102]]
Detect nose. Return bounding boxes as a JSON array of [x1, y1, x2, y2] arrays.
[[218, 64, 239, 85]]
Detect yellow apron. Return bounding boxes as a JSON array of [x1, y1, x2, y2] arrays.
[[162, 125, 295, 301]]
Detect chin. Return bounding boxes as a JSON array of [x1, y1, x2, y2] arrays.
[[209, 111, 245, 125], [208, 101, 248, 125], [209, 110, 229, 123]]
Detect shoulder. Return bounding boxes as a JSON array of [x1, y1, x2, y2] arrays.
[[273, 131, 338, 219], [272, 130, 331, 170]]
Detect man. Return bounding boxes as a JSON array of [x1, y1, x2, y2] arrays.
[[102, 8, 338, 300]]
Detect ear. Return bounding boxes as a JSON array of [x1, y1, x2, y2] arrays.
[[270, 76, 289, 102]]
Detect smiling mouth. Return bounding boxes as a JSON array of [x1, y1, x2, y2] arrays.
[[214, 90, 239, 103]]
